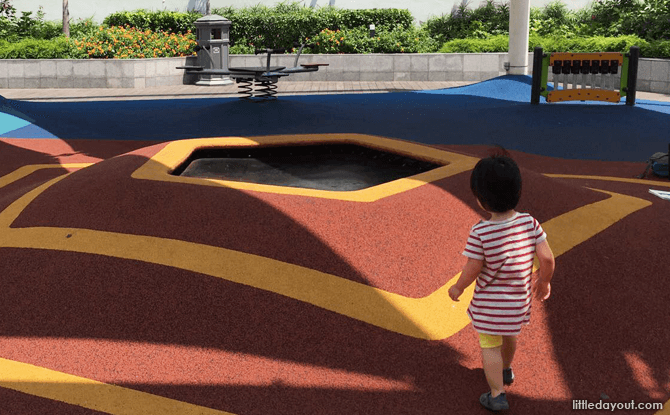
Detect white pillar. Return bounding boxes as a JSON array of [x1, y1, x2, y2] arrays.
[[508, 0, 531, 75]]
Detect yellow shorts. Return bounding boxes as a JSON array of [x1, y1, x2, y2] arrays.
[[479, 333, 503, 349]]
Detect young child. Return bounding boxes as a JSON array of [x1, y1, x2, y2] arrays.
[[448, 153, 555, 411]]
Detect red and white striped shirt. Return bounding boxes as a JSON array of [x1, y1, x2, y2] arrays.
[[462, 212, 547, 336]]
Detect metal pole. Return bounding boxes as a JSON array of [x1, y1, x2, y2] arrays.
[[530, 46, 543, 104], [626, 46, 639, 106]]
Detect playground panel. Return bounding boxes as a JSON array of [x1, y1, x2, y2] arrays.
[[531, 46, 640, 105]]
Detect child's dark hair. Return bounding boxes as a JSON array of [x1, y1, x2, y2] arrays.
[[470, 148, 522, 213]]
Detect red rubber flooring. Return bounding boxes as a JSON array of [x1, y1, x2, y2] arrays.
[[0, 137, 668, 414]]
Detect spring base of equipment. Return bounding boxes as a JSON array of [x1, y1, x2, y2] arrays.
[[253, 79, 278, 100], [236, 78, 254, 100], [236, 78, 278, 101]]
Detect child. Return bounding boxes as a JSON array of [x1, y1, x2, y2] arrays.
[[448, 152, 555, 411]]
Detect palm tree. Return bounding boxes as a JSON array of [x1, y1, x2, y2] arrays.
[[206, 0, 210, 15], [62, 0, 69, 37]]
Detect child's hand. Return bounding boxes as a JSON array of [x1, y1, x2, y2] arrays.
[[448, 285, 463, 301], [532, 281, 551, 301]]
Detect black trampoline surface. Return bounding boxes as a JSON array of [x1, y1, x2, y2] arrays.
[[174, 144, 442, 191]]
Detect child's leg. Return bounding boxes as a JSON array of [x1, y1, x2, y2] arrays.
[[481, 346, 505, 396], [501, 335, 518, 369], [479, 334, 505, 397]]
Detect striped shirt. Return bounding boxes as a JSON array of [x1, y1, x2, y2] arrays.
[[462, 212, 547, 336]]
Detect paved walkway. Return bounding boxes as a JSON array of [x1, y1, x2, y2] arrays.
[[4, 80, 670, 102], [1, 81, 475, 102]]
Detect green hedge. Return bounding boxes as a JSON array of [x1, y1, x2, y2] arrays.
[[303, 25, 439, 54], [102, 3, 413, 50], [4, 33, 668, 59], [438, 34, 655, 55], [103, 10, 201, 35], [3, 0, 670, 59], [0, 37, 82, 58], [219, 3, 413, 48]]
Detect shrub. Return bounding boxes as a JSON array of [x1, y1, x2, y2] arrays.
[[423, 0, 510, 42], [70, 17, 102, 38], [529, 1, 584, 37], [579, 0, 643, 37], [438, 34, 510, 52], [71, 25, 197, 59], [0, 3, 61, 41], [0, 37, 83, 58], [530, 34, 648, 52], [437, 33, 652, 54], [103, 9, 201, 35], [305, 24, 439, 54], [642, 39, 670, 57], [470, 0, 509, 36], [215, 2, 414, 51]]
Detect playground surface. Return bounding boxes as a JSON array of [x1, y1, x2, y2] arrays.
[[0, 76, 669, 414]]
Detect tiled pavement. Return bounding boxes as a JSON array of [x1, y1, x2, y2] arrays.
[[0, 81, 475, 102], [2, 80, 669, 102]]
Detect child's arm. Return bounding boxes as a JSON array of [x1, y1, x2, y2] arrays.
[[448, 258, 484, 301], [532, 239, 555, 301]]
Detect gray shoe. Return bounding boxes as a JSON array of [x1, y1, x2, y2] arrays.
[[503, 368, 514, 385], [480, 392, 509, 411]]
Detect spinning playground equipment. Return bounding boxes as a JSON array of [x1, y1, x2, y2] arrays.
[[178, 42, 328, 101], [531, 46, 640, 105]]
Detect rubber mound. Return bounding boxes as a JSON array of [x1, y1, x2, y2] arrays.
[[416, 75, 670, 111], [2, 76, 669, 162], [0, 112, 30, 134], [0, 138, 667, 415], [0, 77, 668, 414]]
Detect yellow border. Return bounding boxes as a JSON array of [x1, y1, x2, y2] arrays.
[[0, 163, 93, 190], [550, 52, 623, 65], [545, 174, 670, 187], [0, 358, 233, 415], [0, 165, 651, 340], [547, 89, 621, 103], [0, 162, 659, 414], [130, 134, 480, 202]]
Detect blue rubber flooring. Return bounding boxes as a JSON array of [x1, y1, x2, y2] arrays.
[[2, 75, 669, 162]]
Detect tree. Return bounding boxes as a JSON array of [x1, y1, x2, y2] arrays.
[[63, 0, 69, 37]]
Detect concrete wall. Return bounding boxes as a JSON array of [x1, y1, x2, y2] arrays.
[[0, 56, 199, 89], [1, 54, 668, 95]]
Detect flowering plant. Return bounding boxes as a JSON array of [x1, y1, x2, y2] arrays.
[[71, 25, 197, 59]]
